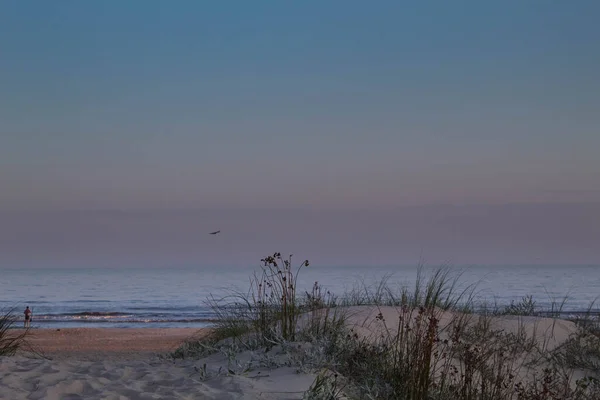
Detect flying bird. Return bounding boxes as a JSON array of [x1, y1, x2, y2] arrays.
[[209, 230, 221, 235]]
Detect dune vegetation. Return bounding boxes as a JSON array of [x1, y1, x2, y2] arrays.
[[0, 307, 31, 357], [173, 253, 600, 400]]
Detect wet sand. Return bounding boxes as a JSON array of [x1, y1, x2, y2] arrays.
[[22, 327, 208, 360]]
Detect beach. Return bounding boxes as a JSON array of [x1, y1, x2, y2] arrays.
[[22, 328, 205, 360], [2, 307, 598, 399], [2, 264, 599, 399], [0, 327, 318, 399]]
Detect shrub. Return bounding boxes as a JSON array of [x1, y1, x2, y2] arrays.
[[503, 295, 537, 316]]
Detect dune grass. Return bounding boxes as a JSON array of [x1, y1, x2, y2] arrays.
[[337, 266, 477, 312], [0, 307, 31, 356], [173, 253, 323, 358], [550, 299, 600, 375], [174, 254, 600, 399]]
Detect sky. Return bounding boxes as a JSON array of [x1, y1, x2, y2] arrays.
[[1, 1, 599, 267]]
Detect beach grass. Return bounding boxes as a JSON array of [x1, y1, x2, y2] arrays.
[[174, 254, 600, 399], [0, 307, 31, 356]]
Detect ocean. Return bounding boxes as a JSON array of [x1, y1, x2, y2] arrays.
[[1, 265, 599, 328]]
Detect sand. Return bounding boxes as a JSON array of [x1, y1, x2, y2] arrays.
[[1, 328, 318, 399], [25, 328, 203, 360], [340, 305, 579, 351], [0, 309, 590, 399]]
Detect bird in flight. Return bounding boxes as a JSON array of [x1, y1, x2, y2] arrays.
[[209, 230, 221, 235]]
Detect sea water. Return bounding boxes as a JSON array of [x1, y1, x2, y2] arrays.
[[1, 265, 599, 328]]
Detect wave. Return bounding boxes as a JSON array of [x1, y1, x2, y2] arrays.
[[31, 309, 216, 324], [67, 311, 130, 316], [61, 300, 111, 303], [127, 306, 202, 312], [31, 317, 216, 324], [39, 310, 213, 318]]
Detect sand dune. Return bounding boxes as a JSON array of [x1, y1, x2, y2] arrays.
[[340, 305, 578, 351]]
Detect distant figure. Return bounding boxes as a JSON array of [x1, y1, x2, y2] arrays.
[[24, 306, 32, 328], [209, 230, 220, 235]]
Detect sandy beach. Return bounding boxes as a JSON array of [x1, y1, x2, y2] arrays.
[[0, 327, 317, 399], [23, 328, 205, 360]]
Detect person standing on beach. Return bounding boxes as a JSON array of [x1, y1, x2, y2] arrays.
[[24, 306, 32, 328]]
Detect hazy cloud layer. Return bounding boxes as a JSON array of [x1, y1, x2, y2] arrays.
[[1, 204, 598, 268]]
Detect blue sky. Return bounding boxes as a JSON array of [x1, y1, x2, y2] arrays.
[[1, 1, 599, 265]]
